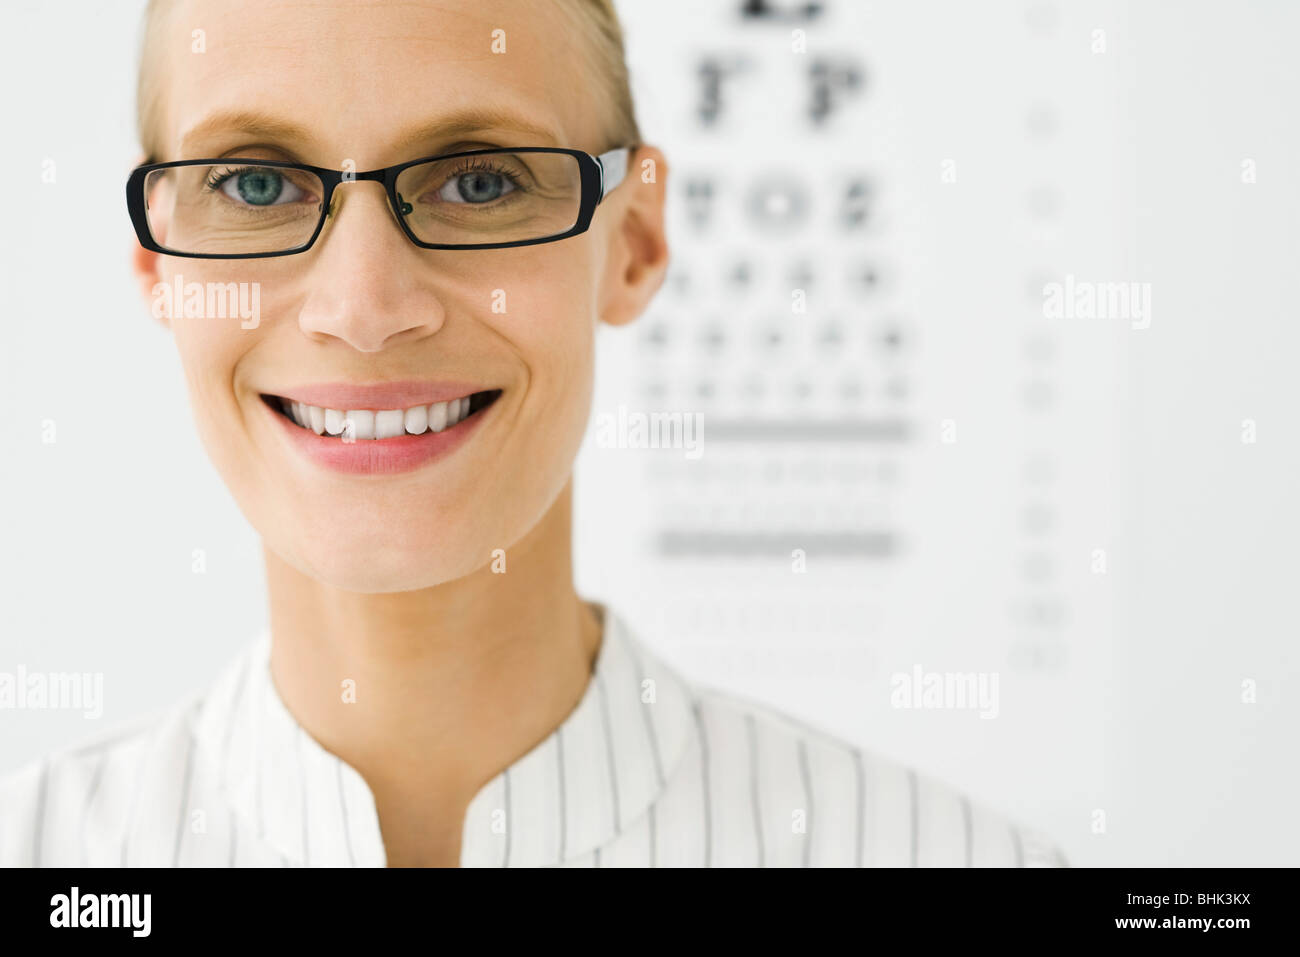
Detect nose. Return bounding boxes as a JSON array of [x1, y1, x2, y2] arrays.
[[295, 182, 447, 352]]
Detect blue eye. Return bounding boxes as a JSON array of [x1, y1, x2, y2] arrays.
[[211, 167, 307, 207], [437, 169, 518, 204]]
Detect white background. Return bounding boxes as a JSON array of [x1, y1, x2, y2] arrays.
[[1, 0, 1297, 867]]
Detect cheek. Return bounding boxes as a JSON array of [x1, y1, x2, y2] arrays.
[[158, 255, 276, 359], [444, 250, 599, 556], [488, 256, 599, 450], [157, 263, 267, 465], [172, 317, 248, 391]]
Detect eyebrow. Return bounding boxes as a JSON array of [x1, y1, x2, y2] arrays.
[[175, 106, 563, 162]]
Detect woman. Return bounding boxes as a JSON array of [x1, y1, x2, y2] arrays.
[[1, 0, 1063, 867]]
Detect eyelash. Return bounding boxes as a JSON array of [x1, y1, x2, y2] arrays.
[[446, 157, 520, 179], [204, 166, 253, 192]]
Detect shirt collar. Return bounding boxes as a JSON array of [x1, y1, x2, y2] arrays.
[[192, 605, 697, 867]]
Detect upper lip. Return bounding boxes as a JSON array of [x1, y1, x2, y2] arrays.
[[264, 380, 495, 410]]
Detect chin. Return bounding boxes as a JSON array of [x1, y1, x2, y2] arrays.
[[273, 514, 492, 592], [291, 547, 481, 594]]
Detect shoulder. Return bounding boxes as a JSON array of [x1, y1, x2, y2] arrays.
[[0, 659, 238, 867], [0, 711, 160, 865], [679, 683, 1067, 867]]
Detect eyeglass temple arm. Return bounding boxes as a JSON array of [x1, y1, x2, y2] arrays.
[[596, 147, 634, 202]]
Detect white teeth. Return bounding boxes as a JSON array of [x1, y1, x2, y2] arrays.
[[428, 401, 448, 433], [375, 409, 406, 439], [405, 405, 428, 434], [346, 410, 376, 440], [278, 394, 488, 438]]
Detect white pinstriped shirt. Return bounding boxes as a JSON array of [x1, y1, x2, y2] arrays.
[[1, 608, 1064, 867]]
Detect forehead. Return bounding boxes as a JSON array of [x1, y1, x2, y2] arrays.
[[156, 0, 597, 164]]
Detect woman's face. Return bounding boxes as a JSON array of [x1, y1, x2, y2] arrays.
[[134, 0, 665, 592]]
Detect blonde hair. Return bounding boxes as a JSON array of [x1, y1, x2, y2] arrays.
[[136, 0, 642, 161], [550, 0, 642, 149]]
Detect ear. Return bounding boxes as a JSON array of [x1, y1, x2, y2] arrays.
[[596, 144, 670, 328], [128, 153, 170, 329], [132, 241, 170, 329]]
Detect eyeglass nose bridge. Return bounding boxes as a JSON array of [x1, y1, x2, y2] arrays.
[[320, 167, 396, 221]]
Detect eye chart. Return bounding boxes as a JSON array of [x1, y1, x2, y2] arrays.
[[576, 0, 1132, 817]]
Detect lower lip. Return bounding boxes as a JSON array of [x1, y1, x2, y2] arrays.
[[265, 398, 495, 475]]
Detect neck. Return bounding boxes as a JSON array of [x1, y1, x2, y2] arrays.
[[264, 482, 602, 866]]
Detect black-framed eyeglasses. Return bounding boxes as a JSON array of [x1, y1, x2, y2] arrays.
[[126, 146, 635, 259]]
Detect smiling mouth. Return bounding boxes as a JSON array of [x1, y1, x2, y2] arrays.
[[261, 389, 502, 439]]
